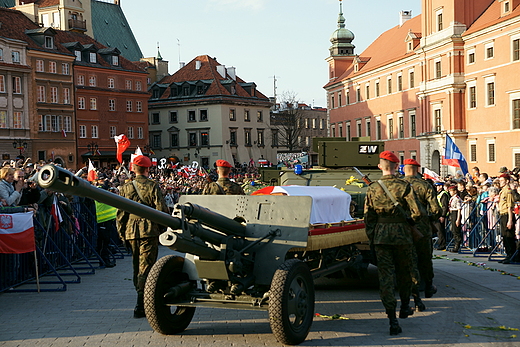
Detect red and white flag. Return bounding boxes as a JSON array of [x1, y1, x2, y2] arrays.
[[51, 195, 63, 232], [423, 167, 441, 182], [130, 146, 144, 165], [62, 129, 67, 138], [87, 159, 97, 182], [114, 134, 131, 164], [0, 212, 35, 254]]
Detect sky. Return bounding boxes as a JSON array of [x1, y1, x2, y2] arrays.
[[122, 0, 422, 108]]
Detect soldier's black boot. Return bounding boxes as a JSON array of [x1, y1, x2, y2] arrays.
[[134, 292, 145, 318], [412, 287, 426, 312], [386, 309, 402, 335], [414, 296, 426, 312], [399, 300, 414, 319], [424, 282, 437, 298]]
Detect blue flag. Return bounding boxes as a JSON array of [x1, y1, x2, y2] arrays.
[[444, 134, 468, 176]]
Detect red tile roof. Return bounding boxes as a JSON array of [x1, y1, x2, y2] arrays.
[[324, 15, 422, 88], [0, 7, 69, 54], [158, 55, 269, 100], [35, 0, 59, 8], [464, 1, 520, 36], [54, 30, 145, 72]]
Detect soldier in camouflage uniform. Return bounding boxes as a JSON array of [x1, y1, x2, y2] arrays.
[[116, 155, 169, 318], [403, 159, 442, 312], [203, 159, 245, 195], [364, 151, 421, 335]]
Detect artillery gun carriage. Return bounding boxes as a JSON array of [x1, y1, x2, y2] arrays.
[[38, 164, 367, 345]]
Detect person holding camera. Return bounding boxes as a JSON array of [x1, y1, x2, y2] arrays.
[[0, 167, 24, 206]]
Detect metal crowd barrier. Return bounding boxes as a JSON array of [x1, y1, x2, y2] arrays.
[[444, 198, 518, 262], [0, 196, 128, 293]]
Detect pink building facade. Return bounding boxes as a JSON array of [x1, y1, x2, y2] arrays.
[[325, 0, 520, 175]]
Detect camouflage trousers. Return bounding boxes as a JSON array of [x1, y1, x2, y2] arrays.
[[412, 236, 434, 296], [128, 237, 159, 294], [374, 244, 414, 311]]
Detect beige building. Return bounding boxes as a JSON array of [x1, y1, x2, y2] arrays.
[[148, 55, 275, 169]]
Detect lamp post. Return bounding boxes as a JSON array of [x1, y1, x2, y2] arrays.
[[12, 139, 27, 159], [87, 142, 98, 157]]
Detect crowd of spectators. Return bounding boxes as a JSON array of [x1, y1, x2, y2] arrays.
[[424, 166, 520, 262]]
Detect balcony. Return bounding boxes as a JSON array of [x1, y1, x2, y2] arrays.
[[68, 19, 87, 32]]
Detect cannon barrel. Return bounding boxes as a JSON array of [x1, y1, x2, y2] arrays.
[[38, 164, 183, 231], [183, 203, 246, 237]]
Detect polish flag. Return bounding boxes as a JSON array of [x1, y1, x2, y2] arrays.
[[0, 212, 35, 254], [62, 129, 67, 138], [87, 159, 97, 182], [51, 195, 63, 232], [130, 146, 144, 165], [423, 167, 441, 182], [114, 134, 131, 164]]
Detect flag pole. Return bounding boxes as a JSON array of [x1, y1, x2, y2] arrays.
[[33, 249, 40, 293]]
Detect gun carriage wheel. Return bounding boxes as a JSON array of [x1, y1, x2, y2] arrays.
[[144, 255, 196, 334], [268, 259, 314, 345]]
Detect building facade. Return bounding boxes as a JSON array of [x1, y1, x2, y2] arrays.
[[0, 34, 31, 161], [55, 30, 148, 168], [148, 55, 275, 169], [325, 0, 520, 175]]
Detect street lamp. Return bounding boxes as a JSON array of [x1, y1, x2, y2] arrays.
[[12, 139, 27, 159], [87, 142, 98, 157]]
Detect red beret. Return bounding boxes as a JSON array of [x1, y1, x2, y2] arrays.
[[216, 159, 232, 168], [133, 155, 152, 168], [379, 151, 399, 163], [499, 173, 510, 180], [404, 158, 420, 167]]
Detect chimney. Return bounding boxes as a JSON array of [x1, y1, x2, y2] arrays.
[[226, 66, 236, 81], [195, 60, 201, 70], [179, 62, 185, 69], [399, 10, 412, 26], [216, 65, 226, 78]]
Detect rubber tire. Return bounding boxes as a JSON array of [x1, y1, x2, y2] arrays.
[[269, 259, 315, 345], [144, 255, 196, 335]]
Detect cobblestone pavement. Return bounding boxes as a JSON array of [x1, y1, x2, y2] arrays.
[[1, 248, 519, 347]]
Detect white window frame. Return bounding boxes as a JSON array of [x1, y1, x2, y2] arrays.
[[467, 80, 477, 109], [109, 99, 116, 111], [90, 97, 97, 110], [62, 63, 69, 75], [135, 81, 142, 91], [0, 75, 5, 93], [484, 75, 496, 107], [64, 116, 72, 132], [79, 125, 86, 138], [109, 126, 116, 138], [13, 111, 22, 129], [12, 51, 20, 63], [136, 101, 143, 112], [484, 41, 495, 60], [89, 76, 96, 87], [511, 33, 520, 62], [409, 69, 415, 88], [49, 61, 57, 74], [436, 8, 444, 32], [75, 50, 81, 61], [13, 76, 21, 94], [467, 47, 476, 65], [63, 87, 70, 104], [91, 125, 99, 138], [128, 126, 134, 139], [36, 59, 44, 72], [108, 78, 115, 89], [37, 85, 46, 103], [387, 114, 394, 139], [126, 100, 133, 112], [469, 139, 477, 162], [356, 119, 362, 137], [486, 138, 496, 163], [78, 97, 85, 109], [89, 52, 97, 63], [137, 127, 143, 139], [77, 75, 85, 86], [50, 86, 58, 103], [365, 117, 371, 139]]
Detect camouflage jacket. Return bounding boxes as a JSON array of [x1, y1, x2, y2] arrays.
[[116, 175, 169, 240], [403, 176, 442, 236], [364, 174, 421, 245], [203, 177, 245, 195]]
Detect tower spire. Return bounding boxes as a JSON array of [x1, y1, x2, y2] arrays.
[[329, 0, 355, 56], [157, 42, 163, 60]]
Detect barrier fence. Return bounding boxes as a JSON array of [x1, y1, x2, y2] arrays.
[[1, 195, 517, 293], [0, 198, 127, 293]]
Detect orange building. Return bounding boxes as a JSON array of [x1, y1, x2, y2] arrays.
[[325, 0, 520, 175]]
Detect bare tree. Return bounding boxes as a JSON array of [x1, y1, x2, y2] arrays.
[[269, 91, 306, 152]]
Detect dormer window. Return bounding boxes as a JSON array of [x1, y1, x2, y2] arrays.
[[505, 1, 510, 13], [89, 52, 97, 63], [354, 63, 358, 72], [75, 50, 81, 61], [112, 55, 119, 66], [44, 36, 53, 49]]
